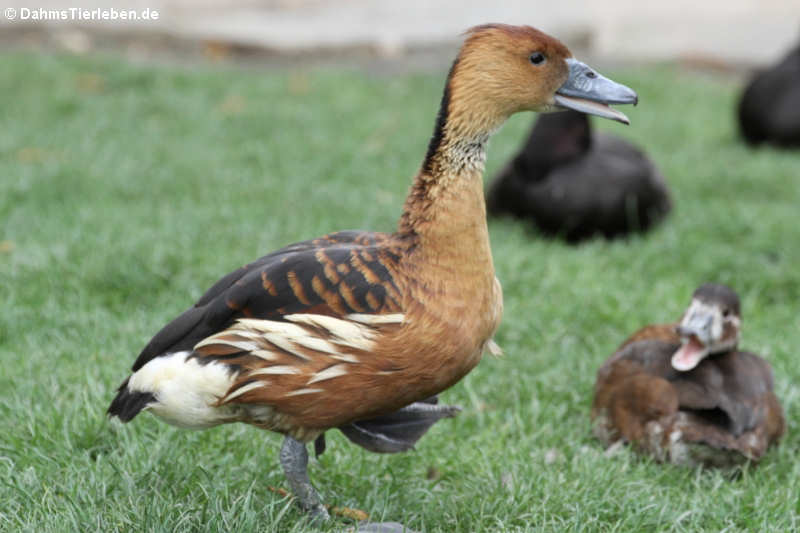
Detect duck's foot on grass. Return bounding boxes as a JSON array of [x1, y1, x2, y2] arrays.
[[276, 435, 418, 532], [268, 486, 370, 522]]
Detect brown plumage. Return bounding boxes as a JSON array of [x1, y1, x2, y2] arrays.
[[592, 284, 785, 466], [616, 323, 679, 350], [108, 23, 637, 523]]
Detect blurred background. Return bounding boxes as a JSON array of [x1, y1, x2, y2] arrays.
[[2, 0, 799, 69]]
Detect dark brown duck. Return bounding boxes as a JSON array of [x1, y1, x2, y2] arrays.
[[738, 42, 800, 147], [592, 284, 784, 467], [486, 110, 670, 242]]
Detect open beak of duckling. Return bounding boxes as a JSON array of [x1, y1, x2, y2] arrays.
[[671, 333, 710, 372], [671, 307, 715, 371], [554, 58, 638, 125]]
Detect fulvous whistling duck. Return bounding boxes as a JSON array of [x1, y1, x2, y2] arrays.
[[487, 110, 670, 242], [592, 284, 784, 467], [108, 24, 638, 526], [739, 40, 800, 147]]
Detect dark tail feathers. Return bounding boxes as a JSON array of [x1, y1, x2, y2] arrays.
[[334, 396, 461, 454], [107, 378, 155, 422]]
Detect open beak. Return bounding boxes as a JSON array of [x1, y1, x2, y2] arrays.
[[554, 58, 638, 125], [671, 310, 715, 371]]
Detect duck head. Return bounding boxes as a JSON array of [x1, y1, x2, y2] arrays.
[[671, 284, 742, 371], [452, 24, 638, 128]]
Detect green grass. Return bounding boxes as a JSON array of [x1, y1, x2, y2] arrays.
[[1, 51, 799, 532]]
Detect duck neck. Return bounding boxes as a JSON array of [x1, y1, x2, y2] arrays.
[[397, 62, 505, 260]]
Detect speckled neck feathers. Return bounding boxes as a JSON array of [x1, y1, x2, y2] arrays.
[[398, 58, 499, 237], [420, 60, 491, 177]]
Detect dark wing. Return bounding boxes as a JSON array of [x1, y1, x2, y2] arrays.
[[671, 352, 785, 461], [672, 351, 779, 436], [131, 231, 404, 371]]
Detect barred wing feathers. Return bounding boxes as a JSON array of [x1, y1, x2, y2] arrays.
[[132, 231, 405, 372]]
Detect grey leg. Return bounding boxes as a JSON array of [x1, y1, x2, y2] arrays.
[[279, 435, 330, 521]]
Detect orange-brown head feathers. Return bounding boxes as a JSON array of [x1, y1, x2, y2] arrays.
[[454, 24, 574, 118], [420, 23, 637, 177], [420, 24, 577, 174]]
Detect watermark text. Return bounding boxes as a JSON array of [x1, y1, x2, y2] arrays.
[[4, 7, 160, 22]]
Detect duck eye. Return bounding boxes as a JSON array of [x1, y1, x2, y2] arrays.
[[722, 309, 731, 318], [529, 52, 546, 65]]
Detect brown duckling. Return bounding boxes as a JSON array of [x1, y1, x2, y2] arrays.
[[738, 41, 800, 147], [592, 284, 784, 467], [108, 23, 638, 527], [487, 110, 670, 242]]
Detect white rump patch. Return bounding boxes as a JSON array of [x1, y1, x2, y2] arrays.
[[127, 351, 239, 429]]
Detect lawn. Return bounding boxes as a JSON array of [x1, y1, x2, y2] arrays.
[[1, 50, 799, 532]]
